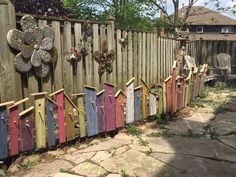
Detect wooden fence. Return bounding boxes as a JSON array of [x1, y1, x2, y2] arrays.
[[0, 0, 180, 103], [187, 40, 236, 73]]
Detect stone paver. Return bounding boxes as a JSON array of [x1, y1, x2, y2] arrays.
[[151, 152, 236, 177], [147, 136, 236, 162], [50, 173, 83, 177], [62, 152, 96, 164], [91, 151, 112, 163], [218, 135, 236, 149], [71, 162, 107, 177], [106, 174, 122, 177], [100, 149, 193, 177], [78, 138, 132, 153], [17, 159, 73, 177]]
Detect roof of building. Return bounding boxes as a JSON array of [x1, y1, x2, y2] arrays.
[[179, 6, 236, 26]]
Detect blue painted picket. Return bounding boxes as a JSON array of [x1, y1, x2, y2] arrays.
[[84, 86, 98, 136], [46, 98, 56, 147], [0, 106, 8, 159], [97, 90, 105, 133]]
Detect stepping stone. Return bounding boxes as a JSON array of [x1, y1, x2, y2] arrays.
[[71, 162, 107, 177]]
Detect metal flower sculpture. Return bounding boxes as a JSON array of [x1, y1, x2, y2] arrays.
[[93, 41, 115, 77], [7, 15, 55, 78]]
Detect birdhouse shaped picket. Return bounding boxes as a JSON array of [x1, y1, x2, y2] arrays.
[[164, 76, 172, 113], [9, 98, 29, 156], [84, 86, 98, 136], [171, 61, 178, 114], [19, 106, 35, 152], [96, 90, 106, 133], [134, 86, 142, 122], [149, 92, 157, 116], [125, 78, 135, 124], [31, 92, 48, 149], [115, 89, 126, 128], [176, 77, 184, 111], [156, 85, 164, 115], [49, 89, 66, 144], [64, 93, 79, 142], [0, 101, 14, 159], [104, 82, 116, 132], [46, 98, 57, 147], [71, 93, 86, 138], [141, 78, 150, 119]]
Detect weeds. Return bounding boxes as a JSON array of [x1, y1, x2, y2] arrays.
[[145, 148, 153, 156], [147, 131, 175, 138], [179, 129, 203, 139], [199, 87, 209, 99], [20, 160, 38, 169], [125, 124, 143, 137], [214, 103, 227, 114], [138, 137, 149, 147], [120, 169, 132, 177]]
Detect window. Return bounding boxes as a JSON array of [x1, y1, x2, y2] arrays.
[[221, 26, 234, 34], [196, 26, 204, 33]]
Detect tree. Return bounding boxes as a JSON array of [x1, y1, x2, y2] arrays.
[[62, 0, 158, 30]]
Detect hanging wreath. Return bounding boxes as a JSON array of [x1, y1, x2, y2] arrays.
[[7, 15, 56, 78]]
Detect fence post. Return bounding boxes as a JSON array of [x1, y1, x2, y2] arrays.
[[0, 0, 22, 102], [107, 16, 116, 83]]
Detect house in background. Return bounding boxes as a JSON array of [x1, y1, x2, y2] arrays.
[[178, 6, 236, 41]]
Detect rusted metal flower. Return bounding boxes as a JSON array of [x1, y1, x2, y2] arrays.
[[7, 15, 55, 78], [93, 41, 115, 77]]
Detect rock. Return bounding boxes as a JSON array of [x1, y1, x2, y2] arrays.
[[47, 150, 65, 157], [91, 151, 112, 163], [71, 162, 107, 177], [106, 174, 122, 177], [62, 152, 95, 164], [50, 173, 83, 177], [19, 159, 73, 177], [90, 139, 102, 145], [8, 164, 20, 173], [66, 147, 77, 154], [22, 154, 40, 165]]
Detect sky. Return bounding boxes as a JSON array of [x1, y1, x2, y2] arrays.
[[166, 0, 236, 19]]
